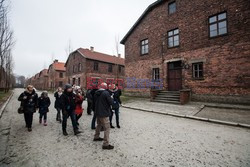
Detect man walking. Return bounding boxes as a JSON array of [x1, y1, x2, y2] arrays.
[[61, 84, 81, 136], [93, 82, 114, 150]]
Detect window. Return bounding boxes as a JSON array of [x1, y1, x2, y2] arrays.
[[73, 78, 76, 85], [168, 28, 179, 48], [78, 63, 82, 72], [73, 65, 75, 73], [94, 62, 99, 71], [152, 68, 160, 81], [78, 78, 81, 85], [59, 81, 63, 87], [108, 64, 112, 72], [119, 65, 122, 73], [168, 1, 176, 14], [59, 72, 63, 78], [209, 12, 227, 37], [192, 63, 204, 79], [140, 39, 149, 55]]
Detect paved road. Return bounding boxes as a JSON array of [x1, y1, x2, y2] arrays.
[[0, 89, 250, 167]]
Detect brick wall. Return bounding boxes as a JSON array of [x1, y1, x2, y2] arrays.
[[123, 0, 250, 102]]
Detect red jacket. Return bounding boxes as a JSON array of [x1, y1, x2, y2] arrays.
[[75, 94, 84, 115]]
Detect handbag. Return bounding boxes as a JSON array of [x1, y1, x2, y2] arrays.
[[18, 106, 24, 114]]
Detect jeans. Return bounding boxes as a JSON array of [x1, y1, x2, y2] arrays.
[[94, 117, 110, 146], [91, 113, 96, 129], [109, 108, 120, 126], [62, 111, 77, 131], [24, 112, 34, 128], [39, 112, 47, 121], [76, 113, 82, 124], [56, 108, 62, 121], [87, 101, 92, 115]]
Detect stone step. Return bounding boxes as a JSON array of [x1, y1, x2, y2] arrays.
[[154, 97, 180, 101], [156, 94, 180, 98], [152, 99, 181, 104]]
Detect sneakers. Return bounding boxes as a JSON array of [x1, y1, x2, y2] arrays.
[[93, 137, 104, 141], [43, 122, 47, 126], [102, 145, 114, 150]]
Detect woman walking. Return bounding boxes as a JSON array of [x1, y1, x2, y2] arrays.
[[75, 86, 84, 127], [54, 87, 63, 123], [38, 91, 51, 126], [18, 85, 38, 132]]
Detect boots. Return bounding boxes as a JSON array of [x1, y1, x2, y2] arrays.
[[102, 145, 114, 150], [63, 130, 68, 136], [43, 120, 47, 126], [110, 123, 115, 129], [74, 129, 82, 135], [39, 118, 42, 124]]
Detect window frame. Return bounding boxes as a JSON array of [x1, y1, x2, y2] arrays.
[[168, 1, 176, 15], [59, 72, 63, 78], [152, 68, 160, 81], [192, 62, 204, 79], [140, 38, 149, 55], [108, 64, 113, 73], [208, 11, 228, 38], [167, 28, 180, 48], [118, 65, 122, 73], [94, 62, 99, 71], [78, 63, 82, 72]]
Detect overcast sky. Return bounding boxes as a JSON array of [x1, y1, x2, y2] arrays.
[[9, 0, 156, 77]]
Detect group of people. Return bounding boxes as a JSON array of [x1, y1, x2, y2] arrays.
[[18, 82, 122, 150]]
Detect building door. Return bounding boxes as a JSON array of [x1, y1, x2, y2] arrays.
[[168, 61, 182, 91]]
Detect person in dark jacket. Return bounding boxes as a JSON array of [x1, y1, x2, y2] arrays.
[[91, 88, 98, 129], [93, 82, 114, 150], [86, 89, 93, 115], [109, 84, 122, 128], [54, 87, 63, 123], [61, 84, 81, 136], [38, 91, 51, 126], [18, 85, 38, 132]]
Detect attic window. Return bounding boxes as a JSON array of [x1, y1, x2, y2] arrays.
[[168, 1, 176, 14]]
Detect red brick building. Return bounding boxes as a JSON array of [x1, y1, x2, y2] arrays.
[[121, 0, 250, 104], [47, 60, 66, 90], [37, 69, 49, 90], [65, 47, 125, 89]]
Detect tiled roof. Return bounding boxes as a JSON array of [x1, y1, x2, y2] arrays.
[[53, 62, 66, 71], [77, 48, 125, 66]]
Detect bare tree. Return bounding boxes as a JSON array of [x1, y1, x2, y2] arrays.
[[0, 0, 14, 92]]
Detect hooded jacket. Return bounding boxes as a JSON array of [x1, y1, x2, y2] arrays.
[[18, 89, 38, 113], [94, 89, 113, 118]]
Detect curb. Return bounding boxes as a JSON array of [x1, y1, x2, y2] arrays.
[[0, 91, 14, 118], [122, 105, 250, 129]]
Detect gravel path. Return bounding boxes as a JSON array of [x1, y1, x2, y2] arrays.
[[0, 89, 250, 167]]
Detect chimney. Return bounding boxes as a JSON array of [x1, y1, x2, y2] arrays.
[[118, 54, 121, 58], [54, 59, 58, 63], [90, 46, 94, 52]]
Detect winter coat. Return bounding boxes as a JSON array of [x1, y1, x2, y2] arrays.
[[38, 97, 51, 114], [75, 94, 84, 115], [61, 90, 76, 114], [94, 89, 113, 118], [86, 89, 93, 103], [91, 89, 98, 112], [54, 92, 63, 109], [18, 90, 38, 113], [112, 90, 122, 110]]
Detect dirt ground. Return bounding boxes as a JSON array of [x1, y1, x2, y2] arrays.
[[0, 89, 250, 167]]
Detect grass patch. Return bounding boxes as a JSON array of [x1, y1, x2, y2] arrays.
[[0, 91, 12, 103], [120, 95, 138, 104]]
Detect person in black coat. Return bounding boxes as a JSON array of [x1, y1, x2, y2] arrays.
[[109, 84, 122, 128], [93, 83, 114, 150], [54, 87, 63, 123], [61, 84, 81, 136], [18, 85, 38, 132], [90, 88, 98, 129], [38, 91, 51, 126], [86, 89, 93, 115]]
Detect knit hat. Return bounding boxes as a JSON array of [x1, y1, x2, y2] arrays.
[[64, 84, 72, 90]]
